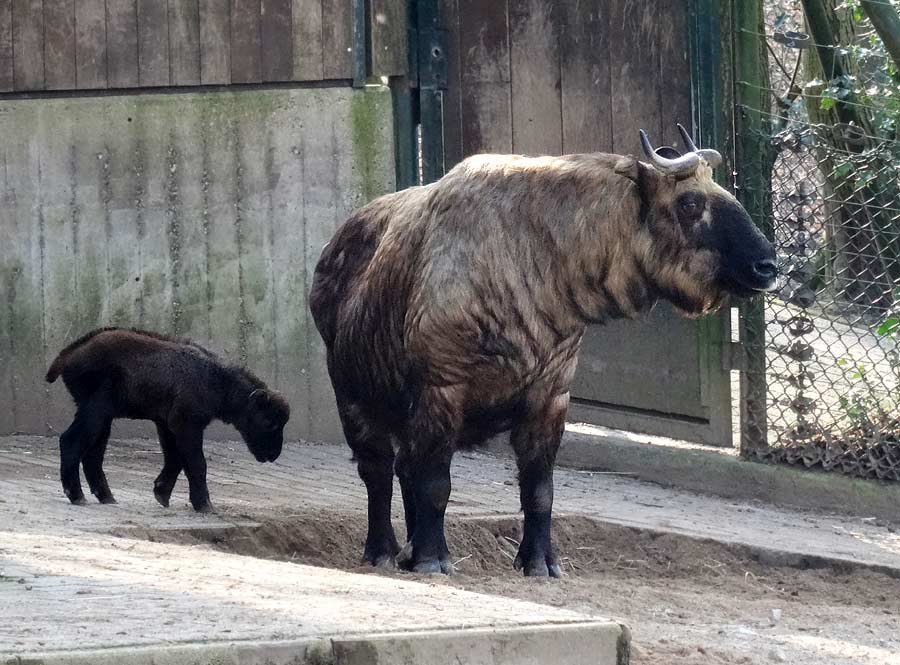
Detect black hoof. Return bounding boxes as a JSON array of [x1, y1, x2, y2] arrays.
[[365, 554, 397, 570], [65, 490, 86, 506], [514, 549, 562, 578], [192, 501, 215, 514], [363, 539, 400, 570], [96, 494, 117, 505], [397, 542, 455, 575], [153, 489, 171, 508]]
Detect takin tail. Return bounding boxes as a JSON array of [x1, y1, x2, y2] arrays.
[[45, 354, 65, 383]]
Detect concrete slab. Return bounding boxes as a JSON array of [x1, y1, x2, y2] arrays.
[[1, 530, 625, 664]]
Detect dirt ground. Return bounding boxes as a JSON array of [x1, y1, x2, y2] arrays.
[[131, 508, 900, 665], [5, 435, 900, 664]]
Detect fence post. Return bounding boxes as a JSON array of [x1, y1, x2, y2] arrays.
[[733, 0, 775, 456], [415, 0, 448, 184]]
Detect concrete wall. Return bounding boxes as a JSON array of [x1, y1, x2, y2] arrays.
[[0, 85, 395, 442]]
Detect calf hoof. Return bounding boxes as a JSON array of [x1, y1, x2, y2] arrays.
[[397, 542, 455, 575], [192, 500, 215, 514], [93, 488, 117, 505], [153, 488, 172, 508], [514, 550, 563, 578], [65, 490, 86, 506]]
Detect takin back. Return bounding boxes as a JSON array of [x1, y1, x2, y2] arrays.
[[45, 327, 290, 512], [309, 125, 776, 577]]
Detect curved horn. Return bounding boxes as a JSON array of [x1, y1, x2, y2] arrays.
[[639, 129, 700, 176], [676, 123, 698, 152], [676, 123, 723, 168]]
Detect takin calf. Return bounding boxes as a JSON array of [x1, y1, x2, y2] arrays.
[[310, 126, 777, 577], [45, 328, 290, 512]]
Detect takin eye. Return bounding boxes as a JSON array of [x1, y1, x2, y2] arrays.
[[675, 192, 706, 224]]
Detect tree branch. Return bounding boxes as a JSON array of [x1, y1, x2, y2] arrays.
[[861, 0, 900, 72]]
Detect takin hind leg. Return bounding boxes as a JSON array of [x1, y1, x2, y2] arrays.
[[393, 447, 417, 543], [395, 387, 458, 575], [338, 398, 399, 568], [59, 385, 115, 506], [81, 417, 116, 504], [509, 392, 569, 578], [152, 422, 183, 508]]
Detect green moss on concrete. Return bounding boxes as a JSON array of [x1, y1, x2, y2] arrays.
[[350, 90, 385, 203]]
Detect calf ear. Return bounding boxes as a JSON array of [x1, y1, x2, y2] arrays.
[[249, 389, 270, 409]]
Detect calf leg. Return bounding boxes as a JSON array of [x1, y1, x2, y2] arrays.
[[153, 422, 183, 508], [509, 392, 568, 578], [59, 386, 114, 505], [337, 398, 399, 568], [171, 424, 212, 512], [81, 418, 115, 504], [59, 419, 86, 505]]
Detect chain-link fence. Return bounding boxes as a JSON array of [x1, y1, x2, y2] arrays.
[[738, 1, 900, 481]]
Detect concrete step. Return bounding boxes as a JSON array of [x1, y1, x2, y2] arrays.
[[1, 529, 628, 665]]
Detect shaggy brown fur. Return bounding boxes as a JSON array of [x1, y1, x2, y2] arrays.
[[310, 149, 774, 577], [46, 327, 290, 511]]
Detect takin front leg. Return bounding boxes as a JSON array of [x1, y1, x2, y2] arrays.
[[337, 398, 399, 568], [153, 422, 183, 508], [81, 418, 116, 504], [509, 392, 569, 578], [171, 424, 213, 513]]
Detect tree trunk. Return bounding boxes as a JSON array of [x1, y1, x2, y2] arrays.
[[861, 0, 900, 72], [801, 0, 898, 315]]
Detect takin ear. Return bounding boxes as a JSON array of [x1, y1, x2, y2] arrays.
[[615, 155, 662, 200]]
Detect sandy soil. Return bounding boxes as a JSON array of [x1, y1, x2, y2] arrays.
[[132, 509, 900, 665]]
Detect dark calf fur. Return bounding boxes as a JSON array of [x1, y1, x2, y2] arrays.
[[46, 327, 290, 512], [310, 128, 776, 577]]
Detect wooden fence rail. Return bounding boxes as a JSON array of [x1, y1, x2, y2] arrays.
[[0, 0, 407, 92]]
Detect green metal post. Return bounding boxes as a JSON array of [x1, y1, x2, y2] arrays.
[[733, 0, 775, 457]]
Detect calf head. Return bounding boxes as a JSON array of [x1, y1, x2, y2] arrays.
[[619, 124, 777, 315], [237, 389, 290, 462]]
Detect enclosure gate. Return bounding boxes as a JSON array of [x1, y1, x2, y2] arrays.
[[411, 0, 738, 445]]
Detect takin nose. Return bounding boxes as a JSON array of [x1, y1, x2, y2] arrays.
[[751, 259, 778, 284]]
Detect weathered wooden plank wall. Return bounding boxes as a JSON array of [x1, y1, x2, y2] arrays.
[[443, 0, 692, 158], [440, 0, 732, 444], [0, 86, 395, 443], [0, 0, 410, 92]]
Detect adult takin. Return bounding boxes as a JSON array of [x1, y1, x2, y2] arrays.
[[45, 328, 290, 512], [309, 125, 777, 577]]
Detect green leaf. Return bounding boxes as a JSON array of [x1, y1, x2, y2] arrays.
[[833, 162, 853, 179], [820, 97, 836, 111], [877, 318, 900, 337]]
